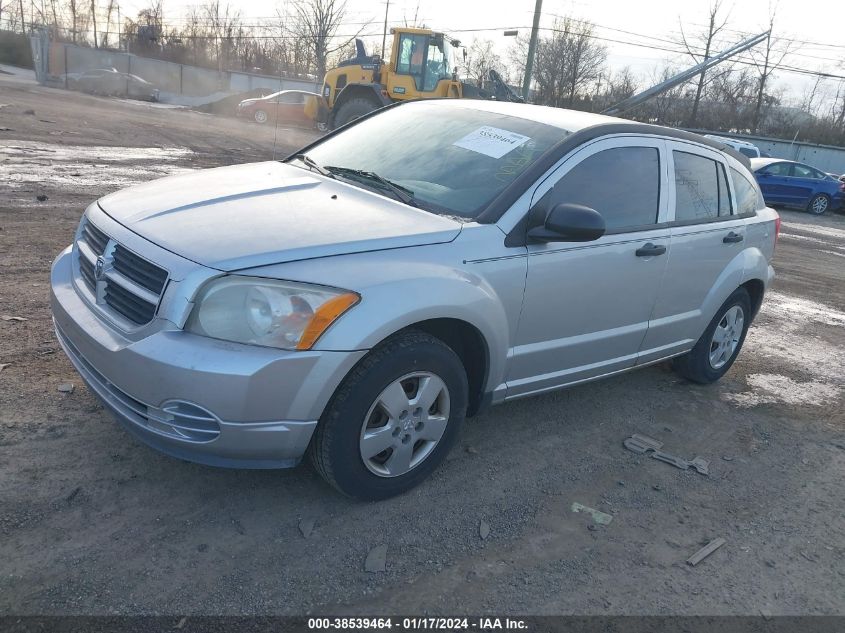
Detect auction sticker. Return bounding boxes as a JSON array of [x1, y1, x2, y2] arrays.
[[453, 126, 531, 158]]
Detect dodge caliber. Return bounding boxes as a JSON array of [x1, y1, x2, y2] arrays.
[[51, 100, 778, 499]]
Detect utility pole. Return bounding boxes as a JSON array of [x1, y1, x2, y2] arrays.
[[522, 0, 542, 102], [381, 0, 389, 59]]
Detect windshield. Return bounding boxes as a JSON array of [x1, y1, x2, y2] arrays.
[[295, 102, 568, 218]]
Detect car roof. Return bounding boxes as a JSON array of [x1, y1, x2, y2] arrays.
[[750, 157, 795, 168], [401, 100, 750, 167]]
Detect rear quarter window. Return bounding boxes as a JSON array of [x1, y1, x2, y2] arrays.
[[730, 167, 765, 215]]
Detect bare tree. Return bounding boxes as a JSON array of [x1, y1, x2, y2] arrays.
[[90, 0, 98, 47], [679, 0, 730, 127], [291, 0, 362, 80], [464, 39, 507, 88], [533, 17, 606, 108], [749, 9, 795, 134]]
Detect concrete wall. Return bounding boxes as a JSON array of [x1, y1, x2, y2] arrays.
[[42, 40, 320, 105], [697, 130, 845, 175]]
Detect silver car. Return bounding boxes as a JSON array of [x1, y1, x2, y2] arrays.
[[50, 100, 778, 499]]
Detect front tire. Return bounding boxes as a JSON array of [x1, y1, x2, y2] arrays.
[[309, 330, 468, 500], [673, 288, 751, 384], [332, 97, 379, 128], [253, 109, 268, 124], [807, 193, 830, 215]]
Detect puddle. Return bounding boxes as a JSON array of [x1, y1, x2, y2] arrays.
[[725, 373, 840, 407], [0, 140, 194, 192]]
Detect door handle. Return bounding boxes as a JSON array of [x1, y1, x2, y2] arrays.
[[635, 243, 667, 257], [723, 231, 744, 244]]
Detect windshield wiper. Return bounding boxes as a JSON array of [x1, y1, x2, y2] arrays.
[[292, 153, 335, 179], [326, 166, 419, 207]]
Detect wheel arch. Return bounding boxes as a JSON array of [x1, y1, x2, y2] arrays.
[[402, 318, 491, 417]]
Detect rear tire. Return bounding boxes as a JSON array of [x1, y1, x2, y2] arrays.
[[333, 97, 380, 128], [673, 288, 751, 384], [807, 193, 830, 215], [309, 330, 468, 501]]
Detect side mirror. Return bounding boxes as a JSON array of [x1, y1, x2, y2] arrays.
[[528, 203, 606, 243]]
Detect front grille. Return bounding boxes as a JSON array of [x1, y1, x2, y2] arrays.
[[75, 217, 169, 326], [113, 244, 168, 294]]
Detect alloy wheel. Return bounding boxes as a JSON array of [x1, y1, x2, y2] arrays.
[[359, 372, 451, 477], [709, 305, 745, 369]]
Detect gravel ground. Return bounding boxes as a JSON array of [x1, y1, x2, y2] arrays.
[[1, 73, 844, 616]]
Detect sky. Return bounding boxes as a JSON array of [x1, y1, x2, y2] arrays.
[[113, 0, 845, 104]]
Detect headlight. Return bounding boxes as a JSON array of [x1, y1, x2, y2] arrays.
[[185, 276, 359, 350]]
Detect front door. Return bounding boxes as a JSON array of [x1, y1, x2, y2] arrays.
[[756, 161, 793, 205], [506, 137, 671, 399]]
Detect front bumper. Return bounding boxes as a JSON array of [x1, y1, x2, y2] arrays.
[[50, 248, 366, 468]]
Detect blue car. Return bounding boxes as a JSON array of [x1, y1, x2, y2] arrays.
[[750, 158, 844, 215]]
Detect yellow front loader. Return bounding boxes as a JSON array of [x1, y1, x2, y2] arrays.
[[319, 28, 522, 130]]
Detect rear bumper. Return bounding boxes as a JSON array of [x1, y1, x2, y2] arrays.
[[50, 247, 366, 468]]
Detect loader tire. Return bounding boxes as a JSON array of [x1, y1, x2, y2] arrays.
[[333, 97, 380, 128]]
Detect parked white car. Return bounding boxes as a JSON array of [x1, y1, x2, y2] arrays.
[[704, 134, 762, 158]]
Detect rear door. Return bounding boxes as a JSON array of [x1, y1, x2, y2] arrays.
[[788, 163, 827, 205], [506, 137, 671, 398], [639, 142, 748, 362]]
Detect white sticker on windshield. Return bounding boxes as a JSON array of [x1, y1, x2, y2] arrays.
[[452, 126, 531, 159]]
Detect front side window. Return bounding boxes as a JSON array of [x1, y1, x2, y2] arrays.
[[543, 146, 660, 231], [762, 162, 791, 176], [731, 167, 764, 215], [674, 151, 731, 222]]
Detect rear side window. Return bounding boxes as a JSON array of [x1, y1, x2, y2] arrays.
[[545, 146, 660, 231], [673, 151, 731, 221], [731, 167, 763, 215], [792, 163, 824, 179], [739, 147, 758, 158]]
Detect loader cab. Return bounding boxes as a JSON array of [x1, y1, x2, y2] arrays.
[[388, 29, 461, 99]]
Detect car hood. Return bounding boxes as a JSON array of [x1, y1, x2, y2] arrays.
[[97, 161, 462, 271]]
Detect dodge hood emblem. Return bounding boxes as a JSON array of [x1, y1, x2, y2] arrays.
[[94, 256, 106, 280]]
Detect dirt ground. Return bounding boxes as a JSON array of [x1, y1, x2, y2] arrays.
[[1, 72, 844, 617]]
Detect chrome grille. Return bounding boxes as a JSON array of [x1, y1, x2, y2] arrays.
[[113, 244, 168, 294], [75, 217, 169, 326]]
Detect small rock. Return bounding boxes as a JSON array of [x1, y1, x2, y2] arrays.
[[466, 446, 478, 454], [1, 315, 27, 322], [0, 127, 11, 132], [36, 195, 48, 202], [765, 560, 776, 568], [175, 616, 187, 629], [364, 544, 387, 573], [479, 520, 490, 540], [65, 486, 81, 503], [299, 518, 315, 538], [197, 543, 208, 553], [721, 455, 734, 461], [652, 484, 662, 491], [588, 523, 598, 532], [617, 480, 625, 486], [58, 383, 74, 393], [0, 363, 9, 373], [23, 109, 35, 115]]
